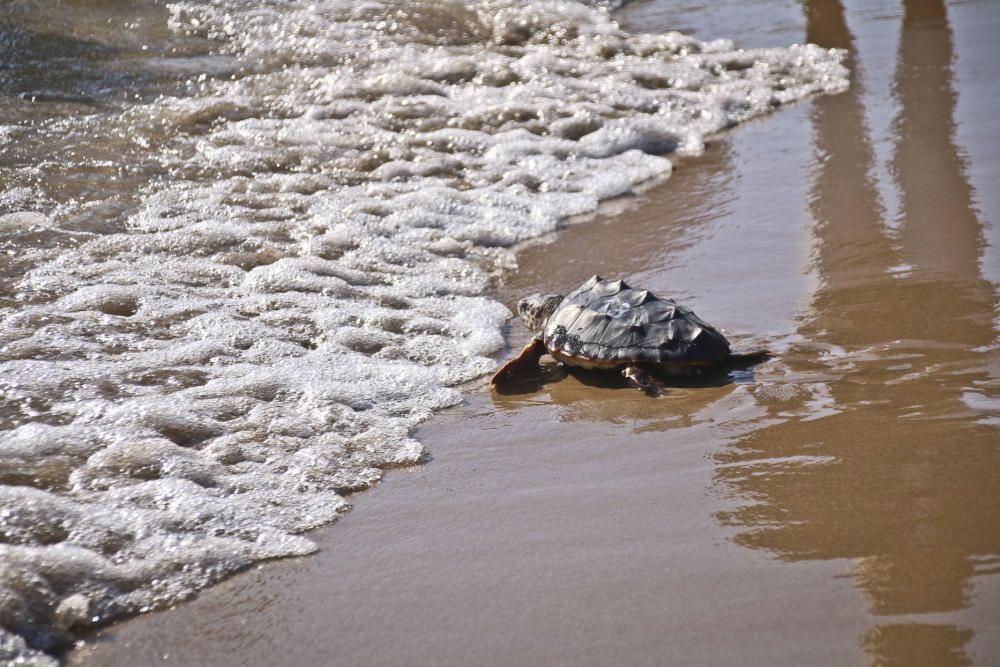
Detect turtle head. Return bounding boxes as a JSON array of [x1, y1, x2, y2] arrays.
[[517, 293, 564, 332]]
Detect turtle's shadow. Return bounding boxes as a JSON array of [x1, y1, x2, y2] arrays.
[[492, 361, 755, 396]]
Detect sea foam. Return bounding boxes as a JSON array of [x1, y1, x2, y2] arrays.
[[0, 0, 847, 661]]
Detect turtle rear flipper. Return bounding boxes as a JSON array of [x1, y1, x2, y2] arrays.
[[725, 349, 771, 369], [491, 337, 546, 387]]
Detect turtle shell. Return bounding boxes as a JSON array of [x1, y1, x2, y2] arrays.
[[542, 276, 730, 367]]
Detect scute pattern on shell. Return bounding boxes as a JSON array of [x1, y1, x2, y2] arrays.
[[542, 276, 730, 366]]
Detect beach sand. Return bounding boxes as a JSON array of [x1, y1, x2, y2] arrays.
[[71, 0, 1000, 664]]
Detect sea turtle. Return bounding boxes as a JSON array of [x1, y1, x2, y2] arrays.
[[491, 275, 765, 393]]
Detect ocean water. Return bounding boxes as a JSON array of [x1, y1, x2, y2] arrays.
[[0, 0, 847, 662]]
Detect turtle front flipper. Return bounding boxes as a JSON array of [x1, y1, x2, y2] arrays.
[[623, 364, 665, 396], [491, 337, 547, 387]]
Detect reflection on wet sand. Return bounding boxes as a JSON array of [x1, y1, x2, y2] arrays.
[[492, 361, 744, 432], [893, 0, 984, 281], [715, 1, 1000, 664]]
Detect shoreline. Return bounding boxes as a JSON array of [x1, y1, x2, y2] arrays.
[[71, 107, 855, 666], [71, 0, 1000, 665]]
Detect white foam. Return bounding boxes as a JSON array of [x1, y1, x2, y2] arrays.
[[0, 0, 848, 659]]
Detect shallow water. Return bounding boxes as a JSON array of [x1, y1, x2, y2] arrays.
[[66, 0, 1000, 665], [493, 0, 1000, 661], [507, 0, 1000, 661], [0, 0, 851, 662]]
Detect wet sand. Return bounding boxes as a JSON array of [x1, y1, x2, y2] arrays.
[[72, 0, 1000, 665]]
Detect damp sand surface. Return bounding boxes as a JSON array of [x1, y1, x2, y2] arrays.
[[1, 0, 847, 660], [73, 0, 1000, 665]]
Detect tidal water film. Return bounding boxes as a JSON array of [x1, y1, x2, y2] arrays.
[[0, 0, 847, 662], [5, 0, 1000, 665]]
